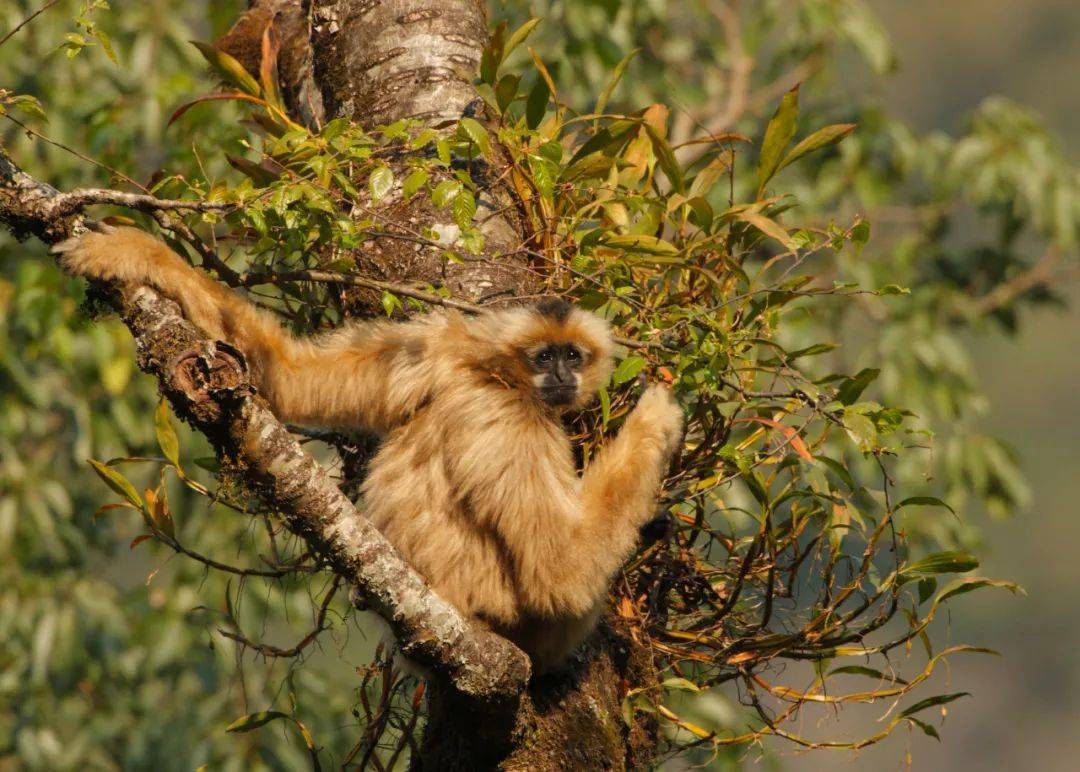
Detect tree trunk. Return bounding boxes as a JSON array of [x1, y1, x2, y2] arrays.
[[217, 2, 660, 767], [417, 619, 660, 771]]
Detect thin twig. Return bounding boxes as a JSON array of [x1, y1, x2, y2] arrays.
[[0, 0, 60, 48]]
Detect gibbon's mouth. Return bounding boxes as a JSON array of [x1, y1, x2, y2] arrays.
[[541, 385, 577, 406]]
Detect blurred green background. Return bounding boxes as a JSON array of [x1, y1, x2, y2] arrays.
[[788, 1, 1080, 769], [1, 0, 1077, 769]]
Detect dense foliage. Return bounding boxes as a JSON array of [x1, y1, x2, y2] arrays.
[[2, 1, 1076, 769]]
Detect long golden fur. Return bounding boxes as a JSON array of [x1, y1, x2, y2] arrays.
[[55, 226, 684, 668]]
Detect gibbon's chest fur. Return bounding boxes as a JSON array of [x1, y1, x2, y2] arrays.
[[361, 352, 579, 629]]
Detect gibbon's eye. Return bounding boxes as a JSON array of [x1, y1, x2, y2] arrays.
[[565, 346, 581, 361], [537, 349, 554, 365]]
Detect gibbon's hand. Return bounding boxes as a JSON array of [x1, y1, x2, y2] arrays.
[[628, 383, 685, 457]]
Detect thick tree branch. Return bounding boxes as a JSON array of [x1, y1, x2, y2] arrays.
[[0, 144, 529, 703]]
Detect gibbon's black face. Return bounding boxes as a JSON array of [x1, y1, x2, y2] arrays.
[[529, 342, 585, 407]]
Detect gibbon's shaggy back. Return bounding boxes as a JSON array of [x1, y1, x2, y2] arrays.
[[56, 226, 684, 669]]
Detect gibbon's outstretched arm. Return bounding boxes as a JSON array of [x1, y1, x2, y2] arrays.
[[54, 226, 435, 432]]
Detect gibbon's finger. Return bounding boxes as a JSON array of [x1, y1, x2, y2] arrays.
[[49, 237, 77, 256], [50, 221, 116, 256], [86, 220, 116, 234]]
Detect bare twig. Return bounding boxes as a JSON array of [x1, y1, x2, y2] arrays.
[[0, 0, 61, 48], [52, 188, 234, 215]]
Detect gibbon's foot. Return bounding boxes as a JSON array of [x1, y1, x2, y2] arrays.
[[52, 225, 171, 286], [631, 384, 685, 455]]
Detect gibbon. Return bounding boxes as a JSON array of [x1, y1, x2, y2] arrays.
[[55, 226, 684, 669]]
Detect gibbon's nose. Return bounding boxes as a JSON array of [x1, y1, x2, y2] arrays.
[[553, 360, 574, 385]]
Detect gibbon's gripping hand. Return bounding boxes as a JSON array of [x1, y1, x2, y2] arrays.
[[626, 383, 685, 459]]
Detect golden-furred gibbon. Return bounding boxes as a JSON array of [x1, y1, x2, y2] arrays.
[[55, 226, 684, 669]]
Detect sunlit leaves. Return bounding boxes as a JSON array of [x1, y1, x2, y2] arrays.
[[191, 41, 260, 97], [154, 400, 180, 469], [87, 460, 142, 509], [458, 117, 491, 155], [757, 86, 799, 195], [837, 368, 880, 405], [777, 123, 857, 174], [525, 73, 550, 129], [368, 166, 394, 202], [611, 356, 646, 386], [897, 551, 980, 584]]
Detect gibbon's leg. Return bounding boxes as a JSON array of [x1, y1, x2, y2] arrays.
[[53, 226, 437, 432]]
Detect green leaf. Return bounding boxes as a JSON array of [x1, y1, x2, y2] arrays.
[[595, 48, 640, 117], [432, 180, 463, 208], [191, 41, 261, 97], [612, 357, 647, 386], [458, 117, 490, 155], [837, 368, 880, 405], [8, 94, 47, 122], [899, 551, 979, 584], [226, 710, 290, 733], [525, 75, 550, 130], [842, 412, 877, 452], [503, 18, 542, 62], [369, 166, 394, 202], [381, 291, 402, 317], [828, 665, 908, 684], [737, 211, 795, 249], [777, 123, 856, 173], [495, 73, 521, 112], [896, 496, 955, 515], [900, 692, 970, 719], [879, 283, 910, 295], [661, 677, 702, 692], [688, 156, 730, 199], [87, 460, 143, 508], [451, 190, 477, 228], [95, 30, 118, 65], [815, 455, 855, 491], [598, 387, 611, 426], [154, 400, 181, 468], [402, 169, 429, 199], [918, 577, 937, 605], [603, 233, 679, 256], [756, 85, 799, 194], [685, 196, 713, 229], [936, 577, 1024, 604], [787, 343, 838, 360], [644, 124, 684, 193], [194, 456, 221, 473], [479, 21, 506, 84], [906, 717, 941, 741], [839, 2, 896, 74]]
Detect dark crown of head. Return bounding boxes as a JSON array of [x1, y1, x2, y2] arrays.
[[535, 297, 573, 323]]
